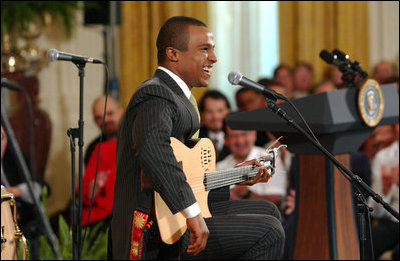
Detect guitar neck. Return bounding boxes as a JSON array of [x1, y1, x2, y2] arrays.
[[204, 165, 261, 191]]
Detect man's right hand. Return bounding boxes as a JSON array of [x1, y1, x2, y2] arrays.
[[186, 213, 209, 256]]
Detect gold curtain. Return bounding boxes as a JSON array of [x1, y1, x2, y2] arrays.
[[279, 1, 369, 84], [119, 1, 208, 107]]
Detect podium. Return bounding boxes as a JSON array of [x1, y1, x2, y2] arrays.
[[226, 83, 399, 259]]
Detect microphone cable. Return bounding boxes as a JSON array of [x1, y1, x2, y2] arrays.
[[81, 62, 110, 250]]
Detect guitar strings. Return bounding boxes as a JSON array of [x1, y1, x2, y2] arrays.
[[187, 166, 261, 188], [189, 170, 261, 192]]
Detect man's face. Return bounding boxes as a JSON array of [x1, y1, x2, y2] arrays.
[[294, 66, 313, 92], [92, 99, 124, 139], [268, 84, 287, 104], [236, 90, 266, 111], [175, 25, 217, 88], [373, 61, 396, 84], [274, 68, 294, 92], [224, 126, 256, 159], [201, 98, 230, 132]]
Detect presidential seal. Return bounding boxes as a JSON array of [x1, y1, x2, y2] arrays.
[[358, 79, 384, 127]]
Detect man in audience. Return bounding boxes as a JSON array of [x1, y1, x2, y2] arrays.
[[198, 90, 231, 161], [84, 95, 124, 166], [235, 86, 270, 147], [81, 95, 124, 227], [313, 80, 337, 94], [367, 122, 399, 260], [293, 62, 314, 98], [216, 122, 287, 208], [273, 64, 294, 99], [324, 66, 345, 89], [372, 60, 398, 84]]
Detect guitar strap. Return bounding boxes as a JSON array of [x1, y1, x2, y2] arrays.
[[130, 185, 154, 260]]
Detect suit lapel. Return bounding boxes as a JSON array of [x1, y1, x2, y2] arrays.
[[154, 69, 199, 139]]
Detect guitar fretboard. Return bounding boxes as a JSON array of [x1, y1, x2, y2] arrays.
[[204, 165, 261, 191]]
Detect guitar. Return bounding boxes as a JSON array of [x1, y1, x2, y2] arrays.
[[154, 137, 286, 244]]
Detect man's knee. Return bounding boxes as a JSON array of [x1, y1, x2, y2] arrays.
[[258, 199, 282, 221]]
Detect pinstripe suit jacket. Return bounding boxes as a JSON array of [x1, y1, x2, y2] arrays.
[[111, 69, 200, 259]]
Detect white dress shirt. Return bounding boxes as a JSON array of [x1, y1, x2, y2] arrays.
[[368, 140, 399, 222]]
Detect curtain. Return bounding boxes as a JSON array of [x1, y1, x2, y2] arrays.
[[279, 1, 369, 84], [119, 1, 208, 107]]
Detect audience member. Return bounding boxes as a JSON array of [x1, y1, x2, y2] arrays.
[[293, 62, 314, 98], [81, 95, 124, 227], [372, 60, 398, 84], [273, 64, 294, 99], [368, 122, 399, 260], [81, 138, 117, 227], [216, 122, 287, 208], [257, 78, 288, 103], [198, 90, 231, 161], [313, 80, 337, 94], [84, 95, 124, 165], [1, 125, 43, 259], [324, 66, 345, 89], [360, 125, 397, 160], [235, 86, 270, 147]]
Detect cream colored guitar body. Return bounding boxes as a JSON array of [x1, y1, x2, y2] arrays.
[[154, 137, 285, 244], [154, 137, 215, 244]]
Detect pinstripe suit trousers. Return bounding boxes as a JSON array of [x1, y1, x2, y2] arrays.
[[177, 199, 285, 260]]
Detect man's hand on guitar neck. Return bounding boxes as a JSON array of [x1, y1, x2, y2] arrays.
[[235, 159, 271, 186], [186, 213, 209, 256]]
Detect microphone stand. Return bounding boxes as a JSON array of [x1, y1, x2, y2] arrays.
[[67, 61, 86, 260], [264, 97, 399, 260], [1, 101, 62, 260]]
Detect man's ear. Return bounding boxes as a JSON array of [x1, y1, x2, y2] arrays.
[[165, 47, 179, 62]]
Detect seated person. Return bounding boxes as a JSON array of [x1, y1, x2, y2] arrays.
[[198, 90, 231, 161], [80, 95, 124, 228], [1, 125, 43, 259], [368, 122, 399, 260], [81, 138, 117, 228], [216, 121, 287, 207], [235, 87, 270, 147], [84, 95, 124, 165]]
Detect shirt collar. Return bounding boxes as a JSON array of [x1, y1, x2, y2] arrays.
[[158, 66, 191, 99]]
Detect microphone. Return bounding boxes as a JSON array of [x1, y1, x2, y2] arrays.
[[227, 71, 287, 101], [333, 48, 368, 78], [47, 48, 103, 64], [319, 49, 353, 72], [1, 78, 23, 92], [332, 49, 349, 62]]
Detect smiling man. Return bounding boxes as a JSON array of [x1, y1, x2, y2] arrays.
[[111, 16, 284, 260]]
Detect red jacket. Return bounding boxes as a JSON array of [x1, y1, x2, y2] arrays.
[[80, 138, 117, 226]]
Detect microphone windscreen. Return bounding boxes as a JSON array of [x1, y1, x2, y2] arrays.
[[48, 49, 58, 62], [319, 50, 334, 64], [228, 71, 242, 85]]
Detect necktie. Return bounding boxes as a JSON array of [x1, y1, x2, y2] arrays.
[[189, 94, 200, 139]]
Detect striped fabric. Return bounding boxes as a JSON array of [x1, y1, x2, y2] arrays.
[[111, 69, 200, 259]]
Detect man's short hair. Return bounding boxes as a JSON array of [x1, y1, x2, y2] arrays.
[[273, 64, 293, 78], [235, 87, 262, 101], [199, 90, 231, 113], [156, 16, 207, 64], [294, 61, 314, 74]]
